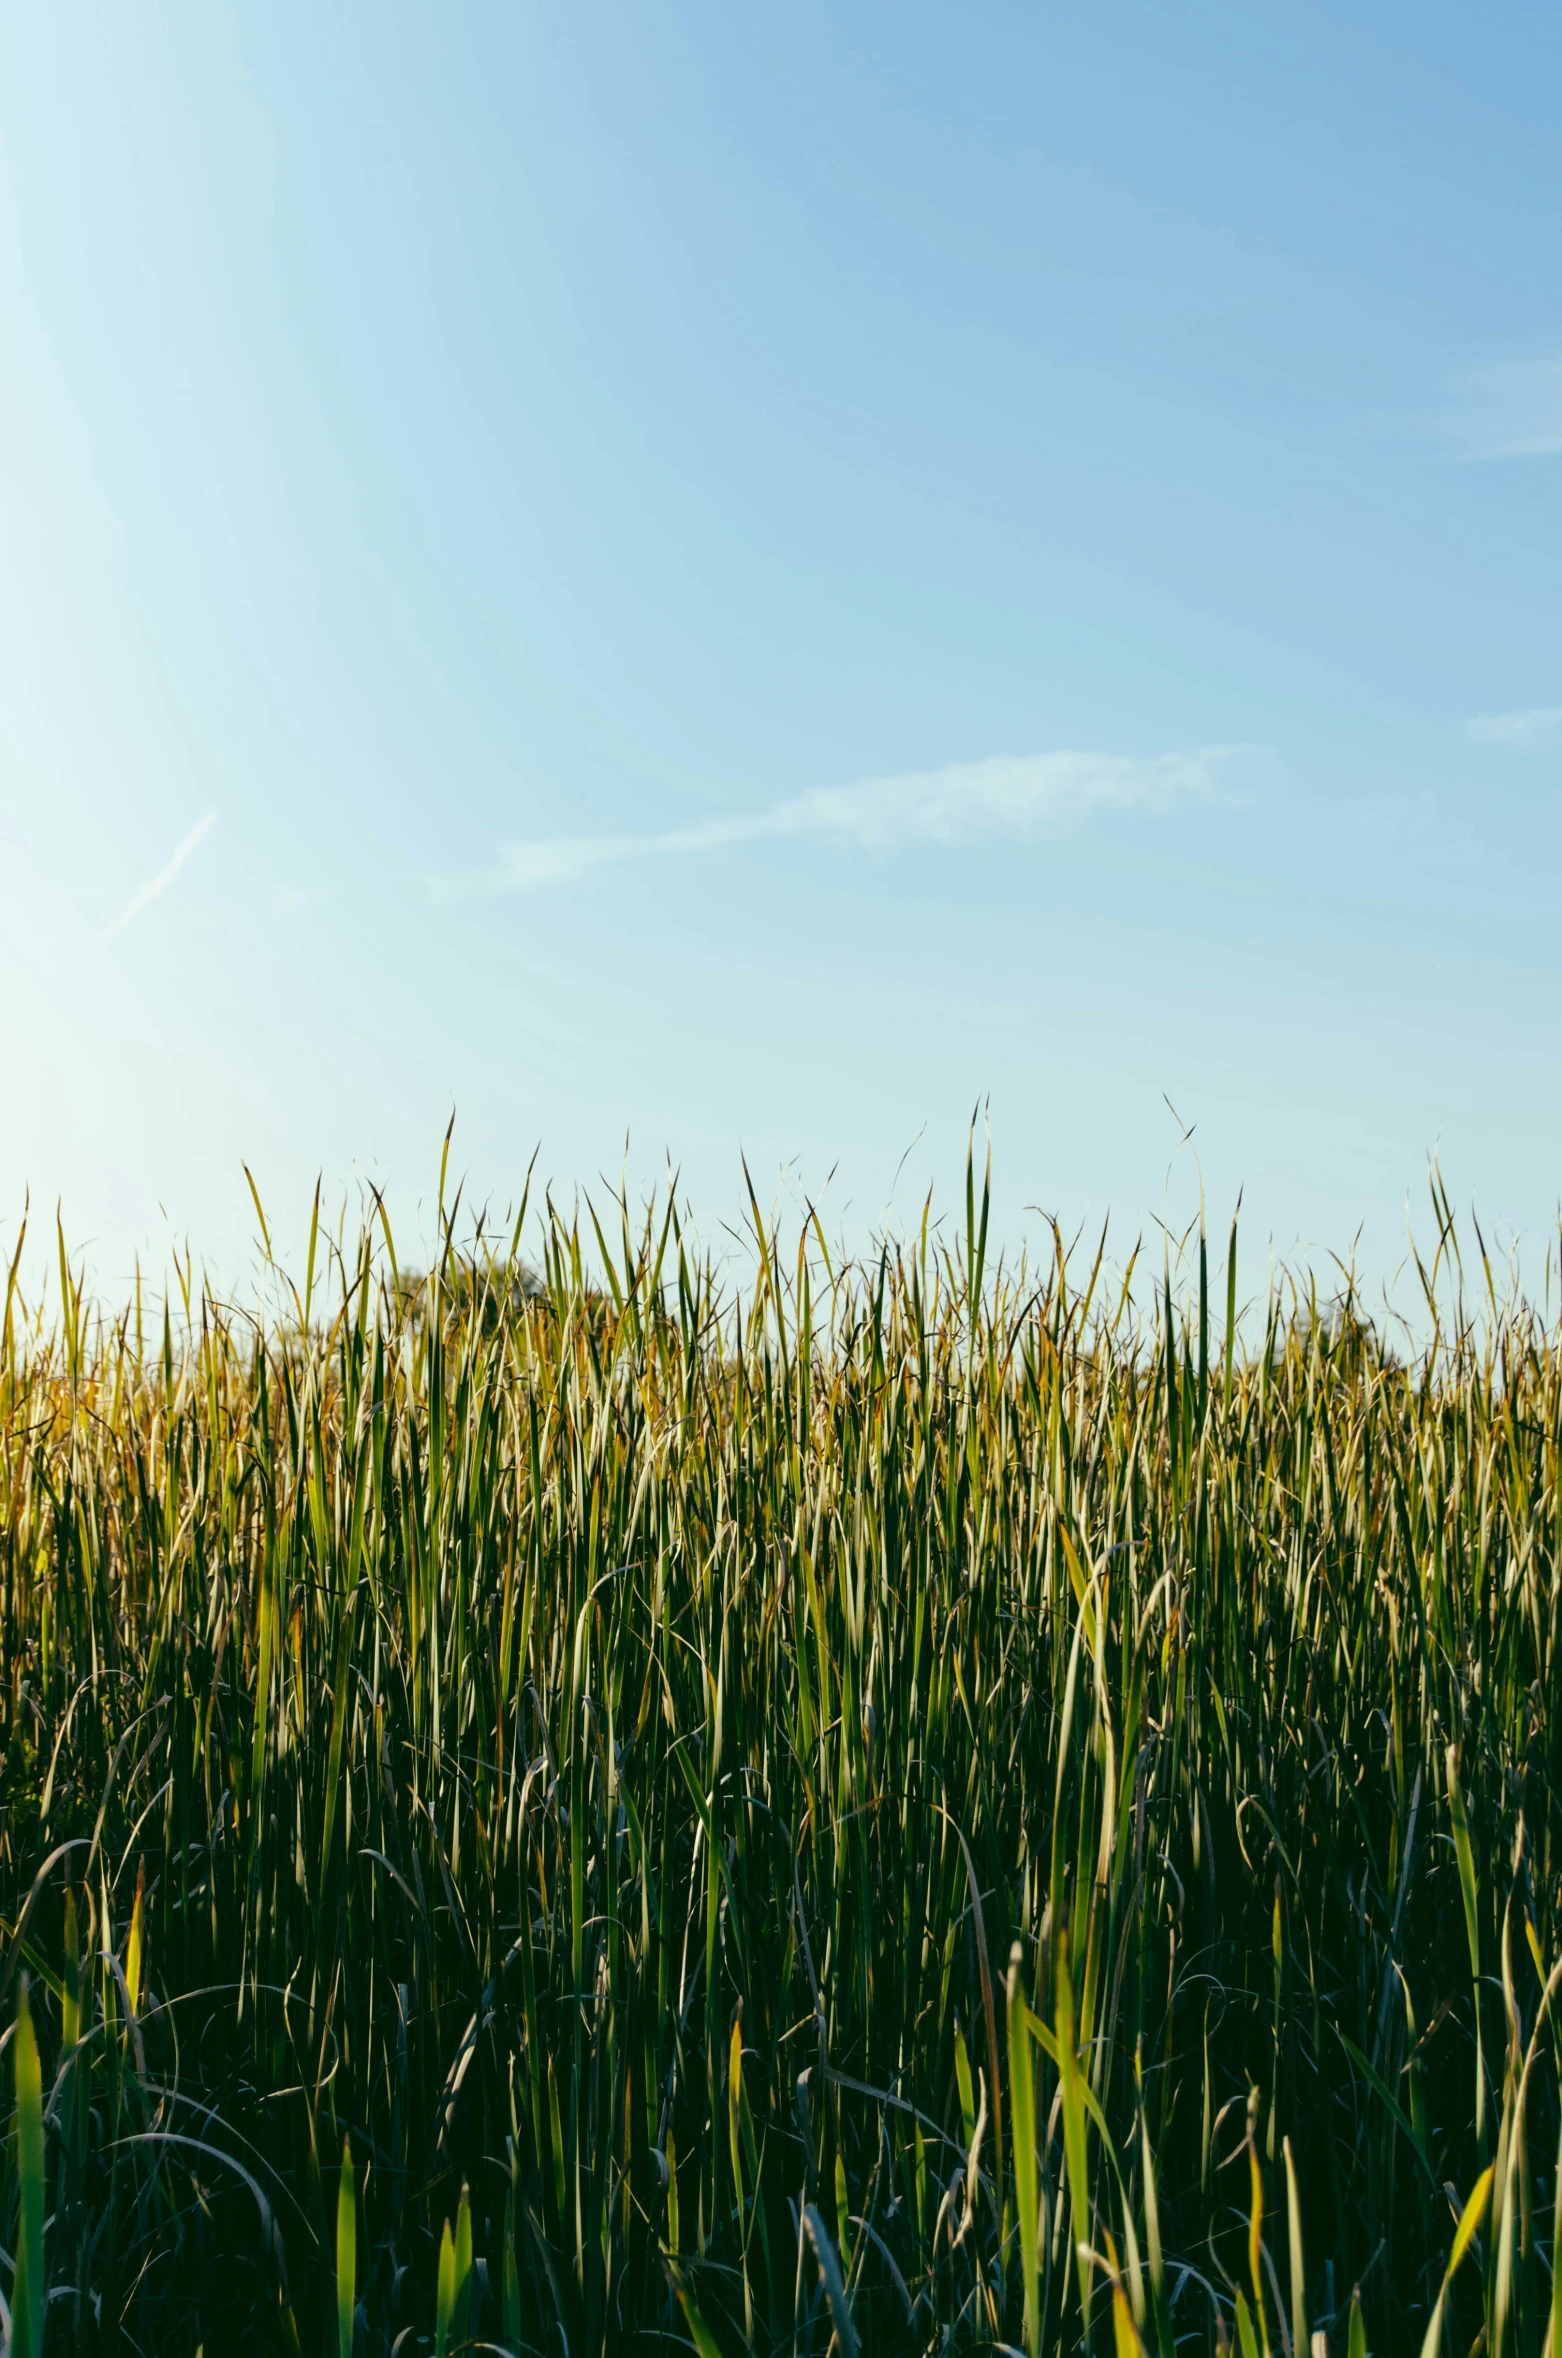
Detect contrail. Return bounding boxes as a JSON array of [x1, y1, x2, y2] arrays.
[[103, 811, 219, 943]]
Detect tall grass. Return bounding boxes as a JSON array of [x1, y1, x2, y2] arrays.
[[1, 1162, 1559, 2353]]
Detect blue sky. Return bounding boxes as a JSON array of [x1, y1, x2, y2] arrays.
[[3, 1, 1560, 1300]]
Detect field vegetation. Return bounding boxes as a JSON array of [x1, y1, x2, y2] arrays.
[[1, 1159, 1560, 2355]]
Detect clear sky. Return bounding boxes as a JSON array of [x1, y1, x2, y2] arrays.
[[3, 2, 1560, 1302]]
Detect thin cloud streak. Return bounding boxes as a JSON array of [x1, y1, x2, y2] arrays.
[[103, 811, 219, 942], [1452, 355, 1562, 462], [438, 747, 1248, 897], [1466, 708, 1562, 749]]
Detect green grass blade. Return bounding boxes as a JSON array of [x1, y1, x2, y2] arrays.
[[1007, 1942, 1041, 2358], [10, 1974, 46, 2358], [336, 2135, 356, 2358]]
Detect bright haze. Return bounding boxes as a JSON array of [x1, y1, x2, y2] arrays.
[[3, 4, 1560, 1297]]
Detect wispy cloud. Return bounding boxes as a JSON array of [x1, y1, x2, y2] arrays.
[[103, 811, 219, 943], [1466, 707, 1562, 749], [1451, 355, 1562, 462], [436, 746, 1247, 897]]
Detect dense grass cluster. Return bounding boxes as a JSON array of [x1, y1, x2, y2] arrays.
[[1, 1164, 1561, 2356]]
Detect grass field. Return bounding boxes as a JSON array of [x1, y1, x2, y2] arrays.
[[1, 1160, 1559, 2355]]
